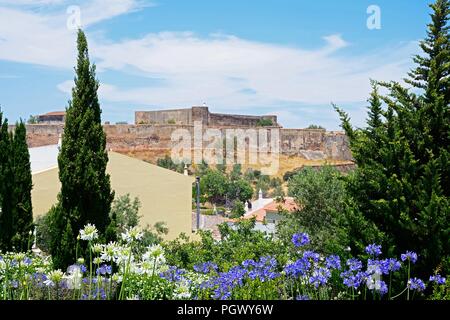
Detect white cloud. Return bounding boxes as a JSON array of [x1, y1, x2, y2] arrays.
[[88, 32, 417, 107]]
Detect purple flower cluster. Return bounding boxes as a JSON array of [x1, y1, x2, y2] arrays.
[[29, 272, 48, 288], [341, 270, 368, 289], [366, 258, 401, 276], [284, 258, 311, 278], [243, 256, 279, 282], [325, 255, 341, 270], [309, 267, 331, 288], [160, 266, 186, 282], [429, 274, 446, 285], [303, 251, 320, 263], [207, 266, 247, 300], [365, 244, 382, 257], [194, 262, 218, 274], [401, 251, 418, 264], [203, 256, 279, 300], [382, 258, 401, 273], [96, 264, 112, 276], [23, 257, 32, 266], [292, 233, 310, 247], [346, 258, 363, 272], [408, 278, 426, 291], [296, 295, 310, 300]]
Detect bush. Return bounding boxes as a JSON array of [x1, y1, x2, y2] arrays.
[[229, 201, 245, 218], [278, 166, 351, 255]]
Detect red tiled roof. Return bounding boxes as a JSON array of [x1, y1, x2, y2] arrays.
[[244, 197, 298, 222]]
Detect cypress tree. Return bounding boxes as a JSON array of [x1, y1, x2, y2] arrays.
[[0, 112, 13, 251], [0, 118, 33, 252], [335, 0, 450, 276], [10, 122, 34, 251], [51, 30, 114, 269]]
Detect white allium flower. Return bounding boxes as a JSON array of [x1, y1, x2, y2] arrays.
[[101, 241, 119, 262], [91, 244, 104, 254], [65, 265, 82, 290], [115, 246, 132, 265], [79, 224, 98, 241], [93, 257, 103, 265], [121, 226, 143, 243], [143, 244, 164, 261], [13, 253, 25, 261], [45, 270, 64, 287]]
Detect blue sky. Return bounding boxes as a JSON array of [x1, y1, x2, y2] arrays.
[[0, 0, 432, 129]]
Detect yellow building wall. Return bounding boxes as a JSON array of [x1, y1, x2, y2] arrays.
[[31, 152, 194, 240]]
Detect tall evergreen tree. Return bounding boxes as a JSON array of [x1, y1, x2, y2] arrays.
[[50, 30, 114, 269], [0, 118, 33, 252], [335, 0, 450, 276], [10, 122, 34, 251], [0, 112, 12, 251]]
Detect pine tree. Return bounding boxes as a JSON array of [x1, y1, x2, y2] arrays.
[[51, 30, 114, 269], [10, 122, 34, 251], [335, 0, 450, 276]]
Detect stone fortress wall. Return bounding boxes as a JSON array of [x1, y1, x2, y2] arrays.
[[135, 106, 279, 127], [14, 124, 352, 162], [10, 106, 353, 161]]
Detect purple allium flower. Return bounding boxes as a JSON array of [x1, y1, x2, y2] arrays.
[[408, 278, 425, 291], [284, 258, 311, 278], [105, 265, 112, 275], [367, 259, 383, 276], [194, 261, 219, 274], [401, 251, 418, 264], [292, 233, 310, 247], [96, 266, 105, 275], [346, 258, 363, 271], [79, 264, 87, 273], [242, 259, 256, 268], [365, 244, 382, 256], [10, 280, 19, 289], [23, 257, 32, 266], [209, 266, 247, 300], [429, 274, 446, 285], [296, 295, 310, 300], [309, 267, 331, 288], [244, 256, 279, 282], [381, 258, 401, 273], [342, 271, 367, 289], [325, 255, 341, 270], [303, 251, 320, 263], [160, 266, 186, 282], [379, 280, 388, 296]]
